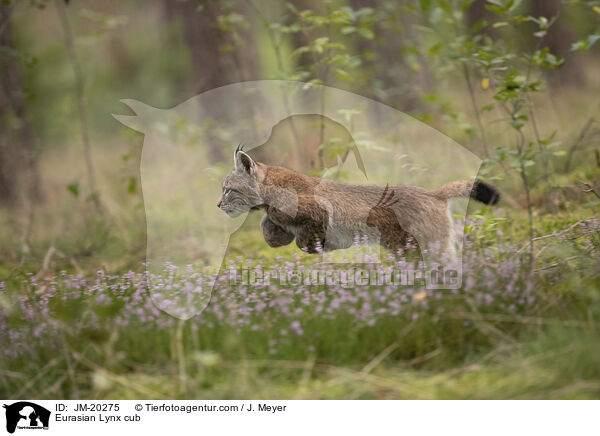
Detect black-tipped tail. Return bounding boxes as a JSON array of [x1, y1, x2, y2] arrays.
[[471, 180, 500, 205]]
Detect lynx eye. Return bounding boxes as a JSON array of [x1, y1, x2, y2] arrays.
[[224, 187, 241, 195]]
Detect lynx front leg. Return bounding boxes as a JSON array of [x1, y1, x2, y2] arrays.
[[295, 227, 327, 253], [261, 214, 295, 247]]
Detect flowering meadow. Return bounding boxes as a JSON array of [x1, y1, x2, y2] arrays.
[[1, 215, 598, 399]]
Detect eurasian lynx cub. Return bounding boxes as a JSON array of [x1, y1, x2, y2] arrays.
[[217, 146, 499, 256]]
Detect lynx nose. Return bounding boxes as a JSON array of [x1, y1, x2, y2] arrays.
[[217, 200, 222, 208]]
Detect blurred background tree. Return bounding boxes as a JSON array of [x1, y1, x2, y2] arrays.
[[0, 2, 40, 206]]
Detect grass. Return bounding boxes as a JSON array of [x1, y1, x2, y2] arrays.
[[4, 326, 599, 400]]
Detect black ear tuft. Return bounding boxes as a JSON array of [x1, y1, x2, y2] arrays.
[[472, 180, 500, 205]]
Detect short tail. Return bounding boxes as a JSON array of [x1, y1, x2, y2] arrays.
[[434, 179, 500, 205]]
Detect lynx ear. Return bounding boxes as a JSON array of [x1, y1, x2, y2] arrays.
[[234, 150, 257, 175]]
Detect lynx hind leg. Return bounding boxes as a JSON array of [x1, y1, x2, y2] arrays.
[[261, 214, 295, 247], [421, 208, 457, 264], [442, 206, 458, 262]]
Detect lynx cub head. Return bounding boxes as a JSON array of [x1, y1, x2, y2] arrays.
[[217, 146, 263, 217]]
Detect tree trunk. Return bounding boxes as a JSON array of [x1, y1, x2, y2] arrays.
[[164, 0, 261, 162], [0, 3, 41, 206], [530, 0, 583, 85], [164, 0, 259, 94]]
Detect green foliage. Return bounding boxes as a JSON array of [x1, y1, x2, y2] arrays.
[[67, 181, 80, 197]]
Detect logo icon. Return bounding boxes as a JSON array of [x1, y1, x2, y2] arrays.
[[3, 402, 50, 434]]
